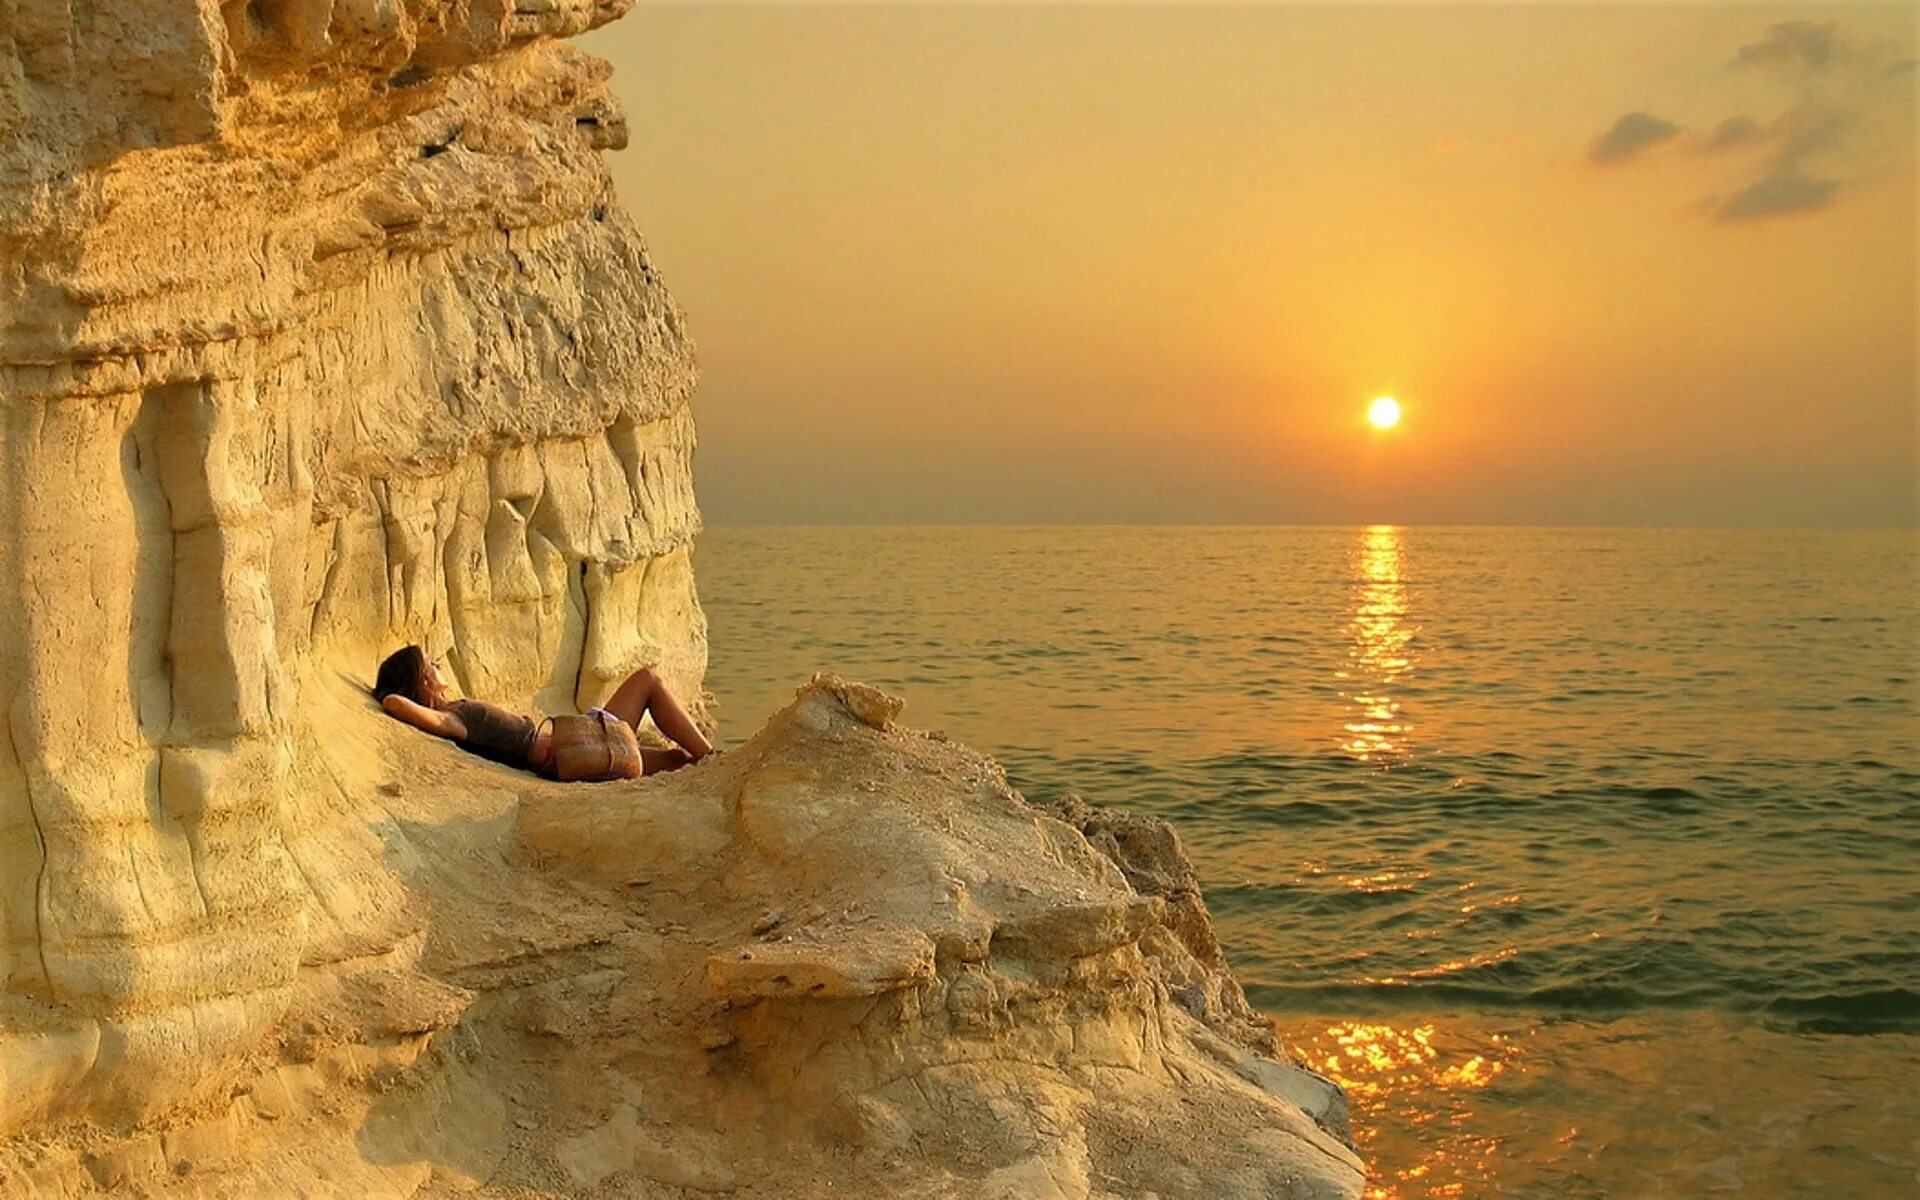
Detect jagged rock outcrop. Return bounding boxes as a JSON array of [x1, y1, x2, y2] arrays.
[[5, 676, 1362, 1196], [0, 3, 1363, 1196]]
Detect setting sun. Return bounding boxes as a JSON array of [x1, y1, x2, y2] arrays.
[[1368, 397, 1403, 430]]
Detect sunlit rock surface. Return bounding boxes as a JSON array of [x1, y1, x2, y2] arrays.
[[0, 3, 1360, 1196], [0, 0, 700, 1144]]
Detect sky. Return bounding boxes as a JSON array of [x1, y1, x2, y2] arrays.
[[581, 3, 1916, 527]]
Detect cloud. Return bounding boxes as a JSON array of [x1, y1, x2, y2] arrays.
[[1588, 111, 1683, 164], [1709, 108, 1849, 222], [1701, 115, 1764, 152], [1732, 21, 1841, 73], [1713, 172, 1841, 221], [1587, 17, 1911, 226]]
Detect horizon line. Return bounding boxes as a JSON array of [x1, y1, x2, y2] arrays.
[[698, 519, 1919, 533]]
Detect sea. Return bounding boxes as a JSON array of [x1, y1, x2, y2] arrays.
[[695, 525, 1918, 1198]]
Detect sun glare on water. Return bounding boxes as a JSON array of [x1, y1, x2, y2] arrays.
[[1368, 396, 1403, 430]]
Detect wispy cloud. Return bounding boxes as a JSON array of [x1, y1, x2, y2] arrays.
[[1586, 19, 1912, 226], [1709, 102, 1850, 223], [1716, 173, 1841, 221], [1588, 112, 1683, 165], [1701, 115, 1764, 152], [1732, 20, 1840, 73]]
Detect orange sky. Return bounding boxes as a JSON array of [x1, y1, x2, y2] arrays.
[[583, 4, 1915, 526]]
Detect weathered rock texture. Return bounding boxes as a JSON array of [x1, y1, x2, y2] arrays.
[[1, 0, 701, 1143], [0, 4, 1362, 1196]]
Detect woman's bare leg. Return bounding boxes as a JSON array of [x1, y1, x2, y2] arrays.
[[604, 667, 713, 760]]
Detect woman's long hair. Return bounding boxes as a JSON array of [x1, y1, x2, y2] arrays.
[[374, 645, 431, 705]]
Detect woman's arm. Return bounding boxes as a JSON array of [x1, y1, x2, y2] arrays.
[[381, 694, 468, 741]]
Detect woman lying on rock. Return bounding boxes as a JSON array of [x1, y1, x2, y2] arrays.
[[373, 645, 713, 780]]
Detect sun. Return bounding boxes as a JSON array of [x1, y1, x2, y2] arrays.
[[1367, 396, 1402, 430]]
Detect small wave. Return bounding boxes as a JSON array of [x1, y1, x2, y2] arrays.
[[1620, 784, 1704, 806], [1247, 977, 1920, 1034], [1245, 978, 1707, 1015], [1243, 981, 1508, 1013], [1526, 981, 1720, 1011], [1253, 888, 1422, 917], [1232, 799, 1358, 827], [1765, 988, 1920, 1034]]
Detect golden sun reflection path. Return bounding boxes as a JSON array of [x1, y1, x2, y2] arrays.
[[1339, 525, 1417, 761], [1287, 1019, 1521, 1200], [1318, 531, 1516, 1194]]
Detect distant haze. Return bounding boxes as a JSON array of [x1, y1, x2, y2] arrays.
[[583, 4, 1915, 527]]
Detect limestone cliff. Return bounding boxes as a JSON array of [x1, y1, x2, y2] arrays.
[[2, 0, 701, 1139], [0, 3, 1363, 1196]]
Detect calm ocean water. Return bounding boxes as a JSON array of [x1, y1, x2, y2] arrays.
[[696, 525, 1919, 1198]]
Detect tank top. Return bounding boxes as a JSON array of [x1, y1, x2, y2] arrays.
[[447, 699, 538, 770]]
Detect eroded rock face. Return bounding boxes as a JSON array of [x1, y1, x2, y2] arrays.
[[0, 0, 702, 1140]]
